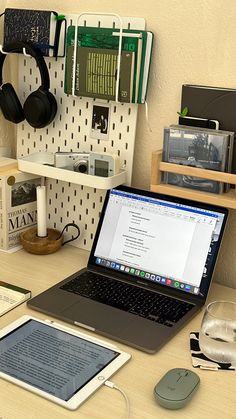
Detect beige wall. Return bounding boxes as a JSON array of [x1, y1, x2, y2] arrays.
[[2, 0, 236, 288]]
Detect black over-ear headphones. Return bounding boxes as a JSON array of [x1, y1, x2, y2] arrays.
[[0, 41, 57, 128]]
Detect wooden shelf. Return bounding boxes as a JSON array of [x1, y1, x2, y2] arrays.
[[150, 150, 236, 209]]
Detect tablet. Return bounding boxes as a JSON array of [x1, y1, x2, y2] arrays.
[[0, 315, 131, 410]]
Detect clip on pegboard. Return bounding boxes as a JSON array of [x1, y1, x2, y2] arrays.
[[0, 45, 32, 57], [72, 12, 123, 103]]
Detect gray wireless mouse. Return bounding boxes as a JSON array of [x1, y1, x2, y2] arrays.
[[154, 368, 200, 410]]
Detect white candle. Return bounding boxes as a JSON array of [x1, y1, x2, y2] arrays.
[[36, 186, 47, 237]]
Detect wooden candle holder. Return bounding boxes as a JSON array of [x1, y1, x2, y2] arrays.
[[20, 227, 63, 255]]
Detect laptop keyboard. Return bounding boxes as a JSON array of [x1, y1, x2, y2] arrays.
[[60, 272, 194, 327]]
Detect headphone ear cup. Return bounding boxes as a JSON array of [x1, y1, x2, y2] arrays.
[[0, 83, 24, 123], [23, 88, 57, 129]]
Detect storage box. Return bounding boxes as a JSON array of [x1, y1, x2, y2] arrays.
[[0, 164, 42, 252]]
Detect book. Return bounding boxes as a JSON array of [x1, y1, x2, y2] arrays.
[[0, 163, 42, 252], [181, 84, 236, 173], [162, 126, 231, 194], [0, 281, 31, 316], [64, 25, 153, 103], [3, 8, 66, 57], [65, 45, 135, 102]]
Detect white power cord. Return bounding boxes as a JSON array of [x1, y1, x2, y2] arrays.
[[104, 380, 130, 419], [145, 100, 153, 133]]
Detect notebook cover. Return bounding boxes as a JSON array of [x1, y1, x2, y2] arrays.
[[65, 46, 135, 102], [3, 8, 65, 57]]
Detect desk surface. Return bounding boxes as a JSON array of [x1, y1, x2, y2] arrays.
[[0, 246, 236, 419]]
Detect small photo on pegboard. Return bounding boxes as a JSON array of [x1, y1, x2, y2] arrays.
[[91, 103, 110, 140]]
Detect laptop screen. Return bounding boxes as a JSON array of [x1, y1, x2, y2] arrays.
[[89, 186, 228, 299]]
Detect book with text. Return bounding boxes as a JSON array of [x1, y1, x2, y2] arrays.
[[0, 165, 42, 252], [0, 281, 31, 316], [64, 25, 153, 103], [65, 45, 135, 102], [3, 8, 66, 57]]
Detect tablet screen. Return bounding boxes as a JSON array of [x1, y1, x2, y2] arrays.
[[0, 319, 119, 401]]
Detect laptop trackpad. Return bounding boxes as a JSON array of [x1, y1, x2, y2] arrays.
[[61, 299, 168, 352], [61, 299, 129, 331]]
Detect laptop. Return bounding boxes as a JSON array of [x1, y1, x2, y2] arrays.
[[28, 185, 228, 353]]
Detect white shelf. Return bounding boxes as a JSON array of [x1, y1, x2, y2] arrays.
[[18, 152, 127, 190]]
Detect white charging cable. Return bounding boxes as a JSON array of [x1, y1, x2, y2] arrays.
[[104, 380, 130, 419], [145, 100, 152, 133]]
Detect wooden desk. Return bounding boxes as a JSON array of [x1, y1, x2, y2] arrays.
[[0, 246, 235, 419]]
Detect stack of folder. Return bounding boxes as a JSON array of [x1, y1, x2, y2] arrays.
[[64, 25, 153, 104]]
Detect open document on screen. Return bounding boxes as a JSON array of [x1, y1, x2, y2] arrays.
[[94, 190, 219, 289]]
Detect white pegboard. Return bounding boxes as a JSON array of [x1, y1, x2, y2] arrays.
[[16, 13, 145, 250]]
